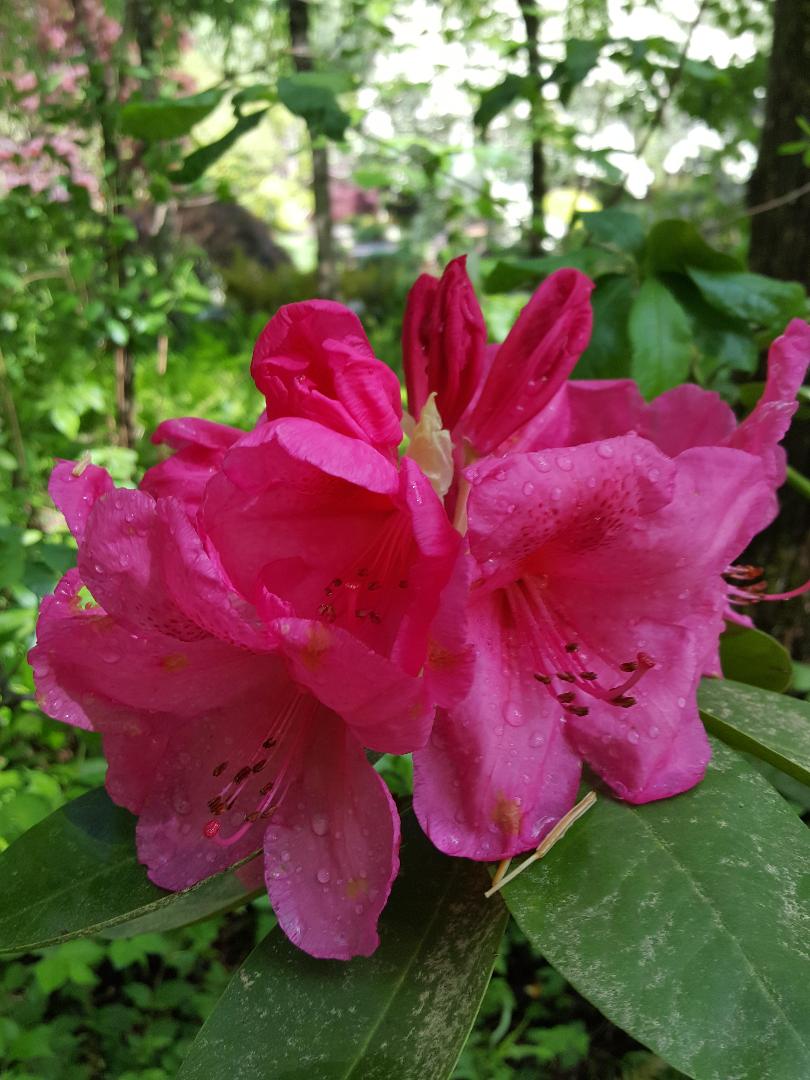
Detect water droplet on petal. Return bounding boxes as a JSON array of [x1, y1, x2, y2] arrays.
[[503, 700, 524, 727], [677, 697, 686, 708], [556, 454, 573, 471], [354, 903, 365, 915], [317, 868, 331, 884], [596, 443, 614, 459], [495, 469, 507, 482], [506, 503, 516, 514], [627, 728, 640, 745], [522, 481, 534, 496], [529, 732, 545, 748], [551, 487, 562, 501], [311, 813, 329, 836]]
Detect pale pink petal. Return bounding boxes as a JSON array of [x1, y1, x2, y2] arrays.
[[413, 588, 582, 861], [271, 616, 433, 754], [263, 708, 400, 959], [463, 269, 594, 454], [251, 301, 402, 454], [48, 459, 113, 542], [402, 255, 487, 430]]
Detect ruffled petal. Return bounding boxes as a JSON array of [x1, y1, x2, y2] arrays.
[[251, 301, 403, 455], [463, 269, 594, 454], [48, 459, 114, 542], [413, 588, 582, 861], [263, 708, 400, 959], [640, 384, 736, 457], [140, 417, 242, 514], [272, 616, 434, 754]]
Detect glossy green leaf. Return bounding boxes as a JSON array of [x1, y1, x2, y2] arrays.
[[174, 108, 268, 184], [719, 623, 792, 692], [699, 677, 810, 787], [577, 209, 645, 254], [483, 248, 625, 293], [277, 73, 351, 140], [576, 273, 635, 378], [643, 219, 741, 274], [502, 741, 810, 1080], [119, 89, 225, 141], [628, 278, 692, 397], [551, 38, 606, 104], [474, 74, 528, 131], [688, 268, 807, 327], [0, 788, 259, 953], [178, 815, 508, 1080]]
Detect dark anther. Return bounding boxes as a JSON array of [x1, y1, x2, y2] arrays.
[[619, 661, 638, 672], [557, 672, 576, 683], [568, 705, 589, 717], [356, 609, 368, 619], [252, 759, 267, 773], [368, 581, 382, 591], [581, 671, 598, 681], [331, 578, 343, 587], [245, 811, 260, 823], [534, 673, 551, 684], [259, 781, 274, 795], [369, 611, 382, 624], [212, 761, 228, 777], [557, 691, 575, 704], [260, 806, 276, 819], [233, 766, 252, 784], [565, 642, 579, 653], [262, 737, 277, 749], [318, 602, 336, 619], [612, 695, 636, 708]]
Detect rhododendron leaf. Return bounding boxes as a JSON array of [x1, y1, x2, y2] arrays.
[[642, 219, 741, 275], [718, 623, 792, 692], [119, 89, 225, 141], [699, 678, 810, 787], [501, 740, 810, 1080], [628, 278, 692, 398], [0, 788, 259, 953], [178, 815, 508, 1080], [687, 268, 806, 328]]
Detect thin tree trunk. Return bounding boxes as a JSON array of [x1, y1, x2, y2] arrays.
[[747, 0, 810, 289], [518, 0, 545, 254], [288, 0, 337, 298]]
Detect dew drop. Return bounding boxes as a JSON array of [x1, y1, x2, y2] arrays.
[[535, 457, 551, 473], [495, 469, 507, 482], [556, 454, 573, 471], [354, 903, 365, 915], [522, 481, 534, 496], [551, 487, 562, 501], [627, 728, 640, 745], [529, 732, 545, 748], [311, 813, 329, 836], [506, 503, 516, 514], [596, 443, 614, 459], [317, 868, 331, 884], [677, 697, 686, 708], [649, 725, 660, 739], [503, 700, 524, 727]]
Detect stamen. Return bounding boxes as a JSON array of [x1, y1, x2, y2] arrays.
[[485, 792, 597, 898], [725, 563, 810, 606]]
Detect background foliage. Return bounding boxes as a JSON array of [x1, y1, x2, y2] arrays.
[[1, 0, 809, 1076]]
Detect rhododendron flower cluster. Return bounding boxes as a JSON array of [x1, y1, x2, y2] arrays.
[[32, 259, 810, 960]]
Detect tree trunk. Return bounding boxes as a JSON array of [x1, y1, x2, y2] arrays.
[[518, 0, 545, 254], [288, 0, 337, 298], [744, 0, 810, 660], [747, 0, 810, 289]]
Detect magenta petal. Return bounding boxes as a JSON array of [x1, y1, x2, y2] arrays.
[[104, 723, 170, 814], [463, 269, 594, 453], [263, 709, 400, 960], [48, 459, 114, 542], [79, 488, 206, 641], [728, 318, 810, 486], [641, 384, 736, 457], [402, 256, 487, 431], [251, 300, 403, 454], [424, 550, 475, 710], [413, 590, 582, 861], [273, 617, 433, 754], [141, 417, 243, 514]]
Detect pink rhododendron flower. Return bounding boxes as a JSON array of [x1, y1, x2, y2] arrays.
[[33, 408, 458, 958]]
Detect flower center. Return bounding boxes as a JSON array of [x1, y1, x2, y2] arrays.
[[507, 577, 655, 718], [202, 688, 315, 846]]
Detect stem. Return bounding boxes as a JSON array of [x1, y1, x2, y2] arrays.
[[0, 346, 28, 489], [518, 0, 545, 252], [787, 465, 810, 501]]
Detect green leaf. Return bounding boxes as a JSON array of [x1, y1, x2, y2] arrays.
[[174, 109, 269, 184], [474, 74, 529, 131], [699, 678, 810, 786], [577, 209, 645, 254], [484, 248, 624, 293], [551, 38, 605, 104], [502, 740, 810, 1080], [119, 89, 225, 141], [277, 73, 351, 141], [576, 273, 635, 378], [719, 623, 792, 692], [643, 219, 741, 274], [688, 268, 807, 327], [628, 278, 692, 397], [0, 788, 260, 953], [178, 814, 507, 1080]]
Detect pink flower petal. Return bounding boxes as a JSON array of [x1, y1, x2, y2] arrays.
[[263, 709, 400, 959], [641, 384, 736, 458], [463, 269, 594, 454], [414, 587, 582, 861], [271, 617, 433, 754], [141, 417, 242, 514], [251, 300, 403, 455], [48, 459, 113, 542]]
